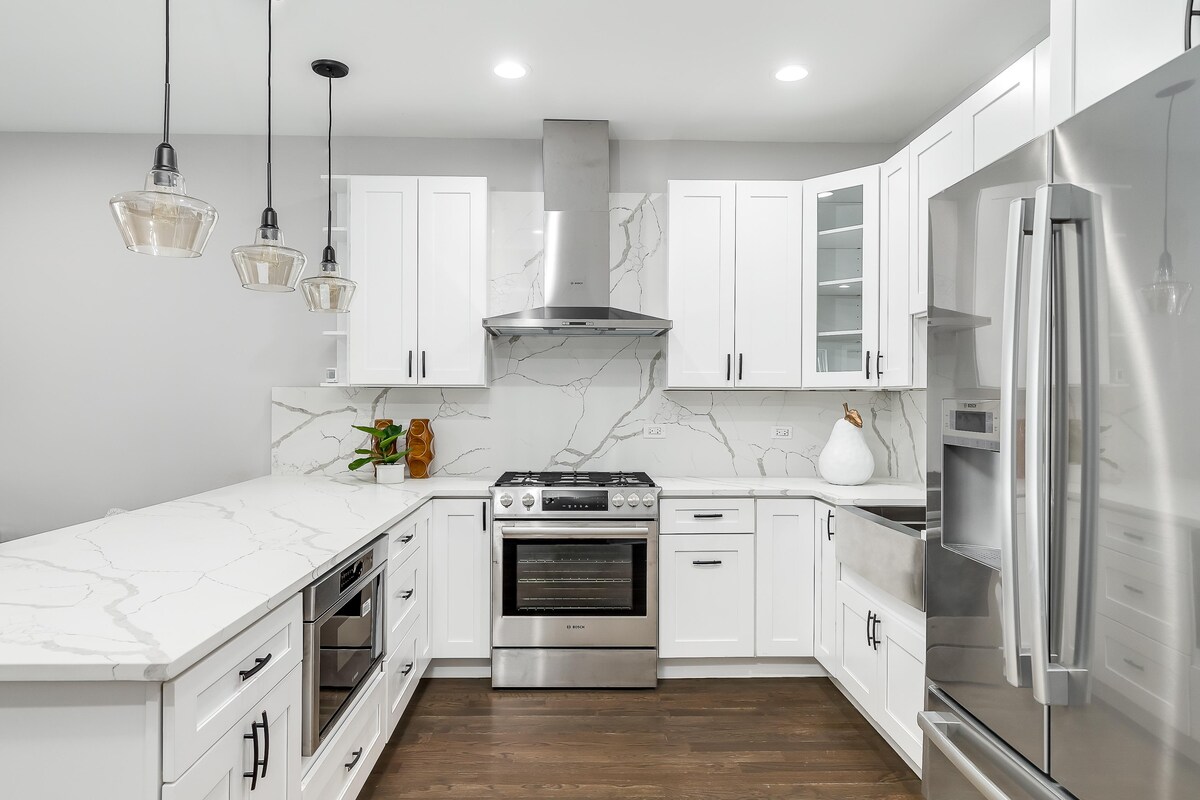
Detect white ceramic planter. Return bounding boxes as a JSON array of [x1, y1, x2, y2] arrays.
[[375, 463, 407, 484]]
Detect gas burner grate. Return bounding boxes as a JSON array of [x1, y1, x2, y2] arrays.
[[494, 471, 656, 488]]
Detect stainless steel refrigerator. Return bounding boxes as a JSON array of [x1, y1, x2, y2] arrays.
[[924, 45, 1200, 800]]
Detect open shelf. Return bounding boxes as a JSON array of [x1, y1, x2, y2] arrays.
[[817, 277, 864, 297], [817, 225, 865, 250], [816, 329, 864, 342]]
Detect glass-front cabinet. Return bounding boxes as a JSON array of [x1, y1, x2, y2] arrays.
[[801, 165, 880, 387]]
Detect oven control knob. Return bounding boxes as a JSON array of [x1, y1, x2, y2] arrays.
[[499, 493, 513, 508], [611, 493, 625, 507], [627, 494, 641, 507], [521, 493, 535, 508], [641, 493, 655, 507]]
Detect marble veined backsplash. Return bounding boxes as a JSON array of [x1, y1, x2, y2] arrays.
[[272, 191, 927, 483]]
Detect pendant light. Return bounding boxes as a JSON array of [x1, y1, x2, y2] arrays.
[[1140, 79, 1195, 316], [301, 59, 357, 312], [109, 0, 218, 257], [232, 0, 307, 291]]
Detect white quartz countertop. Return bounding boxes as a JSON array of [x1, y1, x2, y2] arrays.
[[0, 474, 922, 683]]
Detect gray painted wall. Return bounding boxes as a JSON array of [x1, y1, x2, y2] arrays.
[[0, 131, 890, 540]]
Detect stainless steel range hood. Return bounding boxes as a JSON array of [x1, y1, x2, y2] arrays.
[[483, 120, 672, 337]]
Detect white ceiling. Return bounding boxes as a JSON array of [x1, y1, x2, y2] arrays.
[[1, 0, 1049, 143]]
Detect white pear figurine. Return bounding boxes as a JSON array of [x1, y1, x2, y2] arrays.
[[818, 403, 875, 486]]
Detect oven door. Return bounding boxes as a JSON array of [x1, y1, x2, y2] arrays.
[[492, 519, 658, 648]]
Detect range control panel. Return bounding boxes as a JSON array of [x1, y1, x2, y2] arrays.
[[491, 486, 660, 519]]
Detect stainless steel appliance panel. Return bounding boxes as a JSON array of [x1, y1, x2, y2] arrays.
[[1034, 45, 1200, 800], [927, 135, 1051, 771], [491, 647, 657, 688]]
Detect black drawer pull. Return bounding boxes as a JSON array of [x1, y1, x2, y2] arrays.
[[401, 662, 414, 676], [871, 614, 882, 650], [243, 711, 267, 789], [399, 534, 414, 544], [399, 589, 414, 600], [260, 710, 270, 778], [239, 653, 272, 681], [693, 512, 724, 519], [345, 747, 364, 771], [692, 559, 723, 566], [866, 611, 876, 648], [826, 509, 835, 539]]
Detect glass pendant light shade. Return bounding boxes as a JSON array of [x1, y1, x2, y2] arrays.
[[302, 246, 357, 312], [232, 208, 307, 291], [1140, 252, 1193, 316]]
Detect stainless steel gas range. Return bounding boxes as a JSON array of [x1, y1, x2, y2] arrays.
[[490, 471, 659, 689]]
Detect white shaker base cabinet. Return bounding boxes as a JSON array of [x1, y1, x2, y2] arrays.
[[754, 500, 815, 657], [428, 499, 491, 659], [659, 533, 756, 658], [164, 665, 303, 800], [812, 502, 838, 672]]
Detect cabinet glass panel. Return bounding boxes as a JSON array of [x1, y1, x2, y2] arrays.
[[815, 185, 864, 374]]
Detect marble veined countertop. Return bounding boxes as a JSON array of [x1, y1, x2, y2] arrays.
[[0, 474, 922, 682]]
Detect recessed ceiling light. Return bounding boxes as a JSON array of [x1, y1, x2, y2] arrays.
[[774, 65, 809, 82], [817, 191, 834, 199], [494, 60, 529, 79]]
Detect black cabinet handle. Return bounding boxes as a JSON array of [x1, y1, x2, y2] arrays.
[[876, 352, 883, 376], [692, 559, 723, 566], [399, 534, 414, 544], [239, 653, 272, 681], [866, 350, 872, 380], [826, 510, 835, 539], [345, 747, 364, 772], [400, 589, 414, 600], [401, 662, 414, 676], [738, 353, 743, 381], [243, 712, 267, 789], [421, 350, 427, 379], [866, 611, 876, 648], [260, 710, 270, 778], [693, 512, 724, 519], [726, 353, 731, 381], [482, 501, 487, 529], [407, 350, 413, 379], [871, 614, 882, 650]]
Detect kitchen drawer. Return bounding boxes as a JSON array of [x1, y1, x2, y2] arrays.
[[660, 498, 756, 534], [1097, 546, 1191, 651], [300, 670, 386, 800], [386, 546, 424, 654], [388, 503, 430, 566], [385, 616, 424, 737], [163, 595, 303, 782], [1099, 508, 1190, 566], [1094, 615, 1190, 735], [163, 664, 302, 800]]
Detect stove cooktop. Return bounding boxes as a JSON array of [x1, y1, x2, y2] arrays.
[[494, 471, 656, 489]]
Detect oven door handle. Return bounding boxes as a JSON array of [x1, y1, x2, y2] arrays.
[[499, 525, 651, 538]]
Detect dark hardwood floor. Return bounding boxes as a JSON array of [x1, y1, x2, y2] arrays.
[[360, 678, 923, 799]]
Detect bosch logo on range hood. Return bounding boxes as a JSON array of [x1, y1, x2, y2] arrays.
[[482, 120, 672, 337]]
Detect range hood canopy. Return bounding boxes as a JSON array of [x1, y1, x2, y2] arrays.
[[483, 120, 672, 337]]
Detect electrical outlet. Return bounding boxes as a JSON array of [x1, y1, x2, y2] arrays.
[[643, 425, 666, 439], [771, 426, 793, 440]]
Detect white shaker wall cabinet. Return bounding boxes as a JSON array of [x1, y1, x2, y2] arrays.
[[344, 176, 488, 388], [733, 182, 805, 388], [801, 166, 880, 388], [754, 500, 815, 657], [659, 533, 756, 658], [878, 148, 913, 389], [428, 499, 491, 659], [666, 181, 737, 389], [813, 502, 838, 673], [908, 111, 967, 318], [960, 50, 1038, 174]]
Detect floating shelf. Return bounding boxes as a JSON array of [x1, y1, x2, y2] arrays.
[[817, 224, 865, 250], [817, 277, 864, 297]]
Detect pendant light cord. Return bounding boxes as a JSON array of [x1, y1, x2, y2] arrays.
[[266, 0, 273, 209], [162, 0, 171, 144], [1163, 92, 1175, 263], [327, 75, 334, 250]]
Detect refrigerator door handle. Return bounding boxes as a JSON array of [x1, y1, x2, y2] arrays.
[[920, 712, 1013, 800], [999, 197, 1035, 689], [1025, 183, 1096, 707]]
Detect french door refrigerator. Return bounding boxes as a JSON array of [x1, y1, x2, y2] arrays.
[[924, 44, 1200, 800]]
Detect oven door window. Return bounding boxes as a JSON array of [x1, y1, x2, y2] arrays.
[[502, 538, 647, 617], [317, 574, 381, 736]]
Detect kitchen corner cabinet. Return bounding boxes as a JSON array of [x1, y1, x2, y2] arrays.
[[754, 500, 815, 657], [659, 533, 756, 658], [428, 498, 491, 659], [801, 166, 879, 388], [666, 180, 803, 389], [813, 502, 838, 672], [344, 175, 488, 388]]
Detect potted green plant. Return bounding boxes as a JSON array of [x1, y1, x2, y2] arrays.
[[348, 419, 411, 484]]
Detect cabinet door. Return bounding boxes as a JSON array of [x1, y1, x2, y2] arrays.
[[733, 181, 805, 388], [667, 181, 737, 388], [908, 112, 967, 315], [1073, 0, 1178, 113], [163, 665, 302, 800], [755, 500, 815, 657], [813, 503, 838, 672], [877, 611, 926, 764], [802, 166, 880, 388], [961, 50, 1036, 173], [416, 177, 488, 386], [429, 499, 491, 658], [660, 534, 755, 658], [346, 176, 419, 386], [836, 580, 881, 714], [878, 149, 913, 389]]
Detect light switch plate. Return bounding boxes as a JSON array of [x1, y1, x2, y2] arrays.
[[771, 426, 793, 440], [643, 424, 666, 439]]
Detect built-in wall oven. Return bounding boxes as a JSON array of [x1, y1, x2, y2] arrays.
[[491, 471, 659, 688], [301, 536, 387, 755]]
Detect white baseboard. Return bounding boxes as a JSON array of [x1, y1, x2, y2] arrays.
[[658, 658, 827, 679]]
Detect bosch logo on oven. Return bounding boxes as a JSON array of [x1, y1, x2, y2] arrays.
[[567, 624, 586, 630]]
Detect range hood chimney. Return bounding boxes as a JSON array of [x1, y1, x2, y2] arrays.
[[482, 120, 672, 336]]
